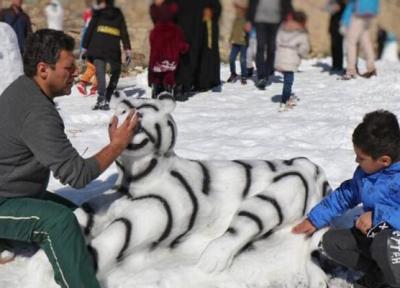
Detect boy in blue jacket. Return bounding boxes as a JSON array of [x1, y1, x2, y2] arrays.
[[293, 110, 400, 288]]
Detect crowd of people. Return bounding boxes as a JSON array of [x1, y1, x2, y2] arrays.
[[0, 0, 394, 111], [1, 1, 400, 288], [147, 0, 385, 110]]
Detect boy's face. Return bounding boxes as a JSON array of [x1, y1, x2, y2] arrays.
[[354, 146, 392, 174]]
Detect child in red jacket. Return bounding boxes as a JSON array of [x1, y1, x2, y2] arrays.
[[148, 0, 189, 99]]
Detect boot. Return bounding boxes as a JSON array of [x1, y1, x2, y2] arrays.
[[76, 81, 87, 96], [227, 73, 238, 83], [152, 84, 164, 99], [247, 67, 254, 78], [88, 85, 97, 96]]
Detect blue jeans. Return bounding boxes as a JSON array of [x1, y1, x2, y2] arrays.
[[282, 71, 294, 104], [229, 44, 247, 77]]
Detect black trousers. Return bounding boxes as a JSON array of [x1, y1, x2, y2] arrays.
[[255, 22, 279, 80], [330, 30, 344, 71], [94, 58, 121, 102], [323, 228, 400, 287]]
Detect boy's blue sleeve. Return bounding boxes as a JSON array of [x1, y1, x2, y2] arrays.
[[374, 204, 400, 230], [308, 169, 362, 229]]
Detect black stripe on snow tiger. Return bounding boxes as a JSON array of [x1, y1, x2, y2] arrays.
[[81, 92, 332, 277]]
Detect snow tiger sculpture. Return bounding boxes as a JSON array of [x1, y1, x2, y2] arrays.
[[77, 92, 332, 287]]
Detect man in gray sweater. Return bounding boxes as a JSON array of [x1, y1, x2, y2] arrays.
[[0, 29, 139, 288]]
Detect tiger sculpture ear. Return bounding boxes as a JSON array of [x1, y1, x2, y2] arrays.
[[109, 89, 129, 111], [157, 92, 176, 114]]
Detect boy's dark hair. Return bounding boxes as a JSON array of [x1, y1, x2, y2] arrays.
[[352, 110, 400, 161], [292, 10, 307, 25], [23, 29, 75, 78]]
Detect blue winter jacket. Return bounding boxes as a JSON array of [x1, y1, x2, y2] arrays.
[[308, 162, 400, 230], [352, 0, 380, 16]]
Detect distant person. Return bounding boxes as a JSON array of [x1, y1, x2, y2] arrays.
[[227, 0, 248, 85], [44, 0, 64, 31], [0, 22, 23, 96], [148, 0, 189, 100], [342, 0, 380, 80], [246, 27, 257, 78], [376, 27, 387, 60], [0, 0, 32, 54], [246, 0, 293, 90], [293, 110, 400, 288], [82, 0, 132, 111], [380, 31, 399, 62], [326, 0, 346, 74], [77, 0, 98, 97], [76, 58, 98, 96], [0, 28, 139, 288], [167, 0, 204, 100], [274, 11, 309, 112], [194, 0, 222, 92]]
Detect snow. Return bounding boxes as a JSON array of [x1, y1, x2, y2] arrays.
[[0, 57, 400, 287]]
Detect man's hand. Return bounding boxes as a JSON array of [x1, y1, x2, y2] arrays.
[[292, 218, 317, 235], [95, 109, 139, 173], [108, 109, 139, 152], [355, 211, 373, 235]]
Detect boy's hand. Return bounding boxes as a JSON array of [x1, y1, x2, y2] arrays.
[[355, 211, 373, 235], [292, 218, 317, 235]]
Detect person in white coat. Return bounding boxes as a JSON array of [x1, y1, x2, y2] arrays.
[[0, 22, 23, 95], [44, 0, 64, 31], [274, 11, 309, 112]]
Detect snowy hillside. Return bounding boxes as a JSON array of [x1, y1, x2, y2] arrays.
[[0, 58, 399, 288]]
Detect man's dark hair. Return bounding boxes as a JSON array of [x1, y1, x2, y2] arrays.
[[23, 29, 75, 77], [352, 110, 400, 161]]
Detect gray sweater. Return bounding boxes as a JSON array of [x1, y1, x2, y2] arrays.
[[0, 76, 100, 198], [255, 0, 282, 24]]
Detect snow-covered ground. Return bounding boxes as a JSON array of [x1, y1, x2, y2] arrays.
[[0, 58, 400, 287]]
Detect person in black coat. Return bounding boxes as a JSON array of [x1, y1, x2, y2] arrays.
[[82, 0, 131, 110], [194, 0, 222, 92], [246, 0, 293, 90], [167, 0, 203, 100], [326, 0, 346, 74], [168, 0, 221, 98]]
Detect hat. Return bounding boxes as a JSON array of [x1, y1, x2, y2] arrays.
[[233, 0, 248, 9]]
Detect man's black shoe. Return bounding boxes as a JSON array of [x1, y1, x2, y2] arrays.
[[255, 78, 267, 90]]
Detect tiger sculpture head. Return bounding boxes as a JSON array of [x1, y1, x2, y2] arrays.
[[111, 91, 177, 160]]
